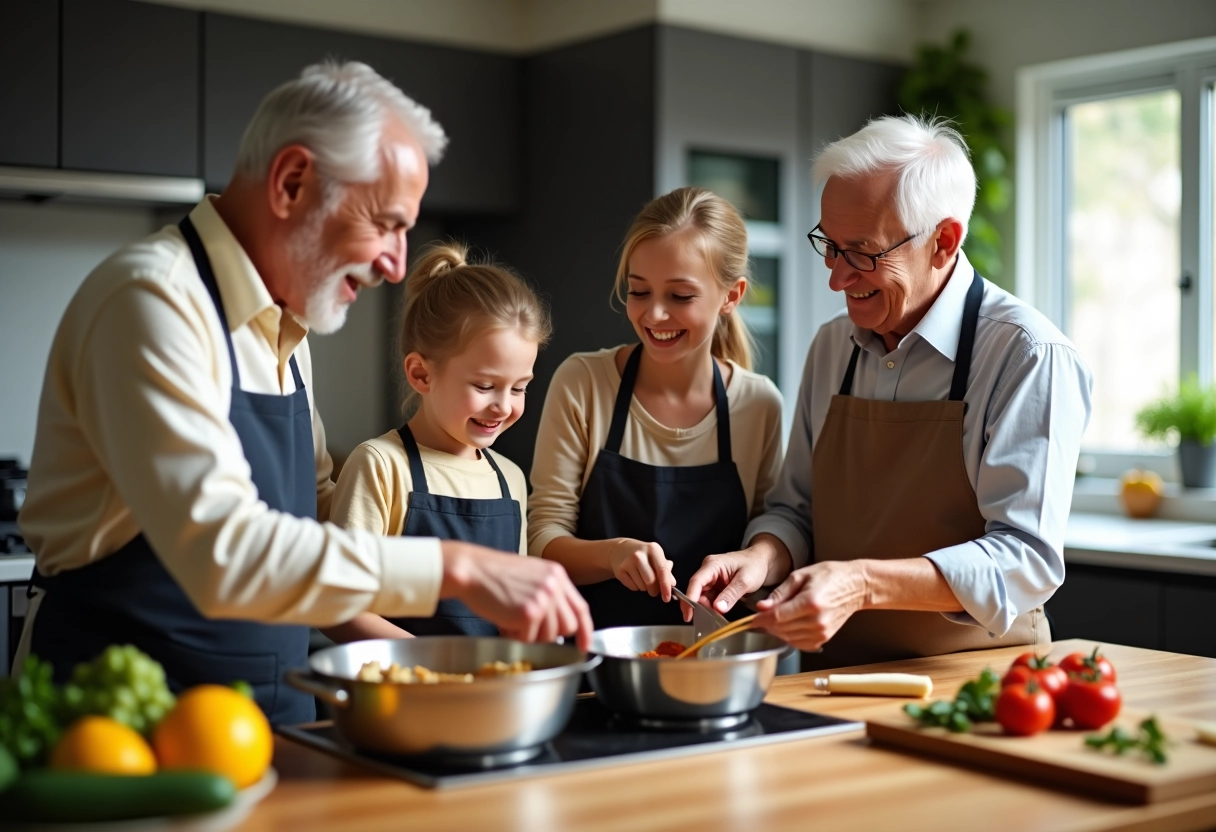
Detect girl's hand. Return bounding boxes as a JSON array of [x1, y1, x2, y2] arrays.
[[608, 538, 675, 602]]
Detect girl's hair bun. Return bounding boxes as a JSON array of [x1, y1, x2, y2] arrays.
[[414, 242, 468, 280]]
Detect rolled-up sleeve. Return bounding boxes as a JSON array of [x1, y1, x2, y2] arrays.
[[925, 341, 1092, 635], [742, 343, 818, 569], [77, 282, 441, 625]]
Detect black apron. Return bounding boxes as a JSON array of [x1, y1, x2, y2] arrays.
[[575, 346, 749, 629], [30, 217, 315, 726], [388, 425, 521, 636]]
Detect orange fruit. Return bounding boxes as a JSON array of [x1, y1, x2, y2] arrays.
[[152, 684, 271, 789], [50, 715, 157, 775]]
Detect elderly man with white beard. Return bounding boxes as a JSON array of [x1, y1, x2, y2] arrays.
[[16, 61, 592, 725]]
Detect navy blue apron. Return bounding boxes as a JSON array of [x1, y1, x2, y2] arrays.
[[30, 217, 315, 726], [575, 346, 749, 629], [388, 424, 521, 636]]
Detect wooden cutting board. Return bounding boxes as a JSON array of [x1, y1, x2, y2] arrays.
[[866, 707, 1216, 804]]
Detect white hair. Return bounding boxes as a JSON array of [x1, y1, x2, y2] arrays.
[[811, 114, 976, 243], [234, 60, 448, 186]]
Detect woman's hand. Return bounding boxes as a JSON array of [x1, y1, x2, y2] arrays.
[[607, 538, 675, 602]]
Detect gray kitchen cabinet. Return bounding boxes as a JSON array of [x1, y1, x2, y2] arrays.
[[1046, 565, 1162, 649], [202, 14, 519, 213], [61, 0, 200, 176], [1047, 562, 1216, 658], [1163, 582, 1216, 659], [0, 0, 58, 167]]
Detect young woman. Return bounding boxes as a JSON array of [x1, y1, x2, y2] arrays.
[[528, 187, 784, 628], [323, 242, 551, 640]]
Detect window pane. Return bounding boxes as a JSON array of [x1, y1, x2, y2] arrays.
[[687, 150, 779, 222], [742, 255, 779, 381], [1065, 89, 1181, 450]]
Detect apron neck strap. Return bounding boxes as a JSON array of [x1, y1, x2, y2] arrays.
[[396, 424, 430, 494], [179, 216, 304, 392], [180, 217, 240, 386], [397, 424, 511, 498], [605, 345, 733, 463], [481, 449, 512, 499], [838, 270, 985, 402], [948, 271, 984, 402]]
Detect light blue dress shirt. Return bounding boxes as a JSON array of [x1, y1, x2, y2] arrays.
[[745, 252, 1093, 636]]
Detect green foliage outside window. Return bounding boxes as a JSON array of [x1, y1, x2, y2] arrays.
[[898, 30, 1011, 279]]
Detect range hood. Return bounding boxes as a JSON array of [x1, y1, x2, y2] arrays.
[[0, 165, 204, 206]]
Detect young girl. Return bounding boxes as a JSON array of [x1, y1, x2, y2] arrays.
[[528, 187, 784, 628], [323, 242, 551, 641]]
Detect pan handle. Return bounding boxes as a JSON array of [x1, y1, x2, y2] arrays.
[[285, 669, 350, 708]]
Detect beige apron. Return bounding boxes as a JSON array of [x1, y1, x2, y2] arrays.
[[803, 272, 1047, 671]]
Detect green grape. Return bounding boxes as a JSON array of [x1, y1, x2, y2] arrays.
[[66, 645, 175, 737]]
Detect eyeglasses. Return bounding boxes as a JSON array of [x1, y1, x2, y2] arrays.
[[806, 224, 920, 272]]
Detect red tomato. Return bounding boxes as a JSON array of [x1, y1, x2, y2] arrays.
[[1002, 657, 1069, 701], [1060, 675, 1122, 729], [1059, 646, 1117, 683], [996, 681, 1056, 736]]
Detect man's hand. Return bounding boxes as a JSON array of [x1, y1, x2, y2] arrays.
[[607, 538, 675, 602], [685, 534, 793, 618], [440, 542, 593, 650], [752, 560, 867, 651]]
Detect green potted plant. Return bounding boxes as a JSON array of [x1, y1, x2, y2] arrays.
[[1134, 378, 1216, 488]]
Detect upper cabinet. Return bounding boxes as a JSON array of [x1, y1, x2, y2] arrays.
[[0, 0, 59, 168], [203, 15, 520, 214], [61, 0, 200, 177]]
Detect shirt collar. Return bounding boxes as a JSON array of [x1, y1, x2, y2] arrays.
[[911, 250, 976, 362], [850, 250, 976, 362], [185, 196, 280, 333]]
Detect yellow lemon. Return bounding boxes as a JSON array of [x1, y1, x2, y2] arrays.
[[1120, 468, 1164, 518], [152, 684, 271, 789], [50, 716, 157, 775]]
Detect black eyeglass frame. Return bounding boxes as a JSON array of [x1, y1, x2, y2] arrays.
[[806, 224, 922, 272]]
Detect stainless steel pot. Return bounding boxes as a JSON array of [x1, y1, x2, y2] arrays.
[[286, 637, 600, 762], [588, 625, 789, 722]]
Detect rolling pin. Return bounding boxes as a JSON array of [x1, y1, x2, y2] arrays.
[[812, 673, 933, 698]]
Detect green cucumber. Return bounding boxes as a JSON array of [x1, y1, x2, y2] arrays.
[[0, 770, 237, 822]]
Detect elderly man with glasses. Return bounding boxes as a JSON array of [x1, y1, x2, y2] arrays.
[[685, 115, 1093, 670]]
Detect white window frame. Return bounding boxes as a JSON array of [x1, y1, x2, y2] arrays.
[[1016, 37, 1216, 477]]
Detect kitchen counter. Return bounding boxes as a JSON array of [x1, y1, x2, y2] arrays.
[[1065, 512, 1216, 576], [234, 639, 1216, 832], [0, 554, 34, 584]]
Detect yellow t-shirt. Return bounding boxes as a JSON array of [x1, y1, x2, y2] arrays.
[[331, 430, 529, 554]]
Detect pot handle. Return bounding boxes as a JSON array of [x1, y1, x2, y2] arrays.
[[284, 669, 350, 708]]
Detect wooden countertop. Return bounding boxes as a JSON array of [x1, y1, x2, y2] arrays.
[[234, 639, 1216, 832]]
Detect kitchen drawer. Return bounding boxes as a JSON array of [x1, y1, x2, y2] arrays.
[[1046, 564, 1162, 649], [1163, 581, 1216, 659]]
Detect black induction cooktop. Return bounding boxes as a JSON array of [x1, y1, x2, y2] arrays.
[[277, 697, 862, 790]]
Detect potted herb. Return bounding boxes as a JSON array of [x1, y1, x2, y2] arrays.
[[1134, 379, 1216, 488]]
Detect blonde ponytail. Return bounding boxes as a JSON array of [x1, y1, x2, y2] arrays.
[[614, 187, 754, 371], [398, 241, 551, 416]]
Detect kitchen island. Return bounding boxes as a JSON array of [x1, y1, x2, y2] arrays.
[[231, 639, 1216, 831]]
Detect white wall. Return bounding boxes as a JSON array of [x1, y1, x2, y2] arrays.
[[915, 0, 1216, 287], [0, 201, 157, 466]]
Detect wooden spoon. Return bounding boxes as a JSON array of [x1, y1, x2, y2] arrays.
[[674, 613, 759, 659]]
